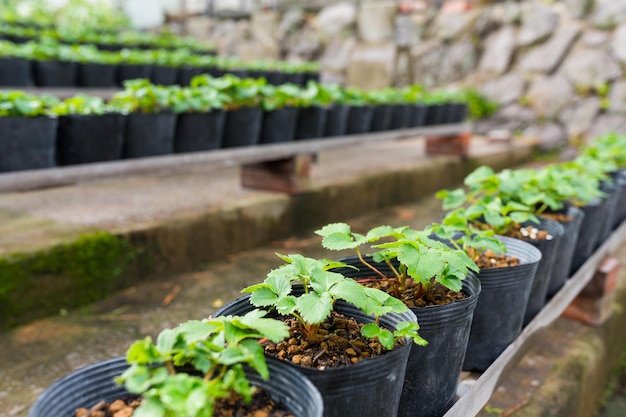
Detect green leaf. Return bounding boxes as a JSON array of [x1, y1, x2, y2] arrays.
[[297, 292, 333, 324]]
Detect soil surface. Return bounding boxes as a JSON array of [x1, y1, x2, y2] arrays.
[[540, 212, 573, 223], [506, 224, 553, 241], [264, 311, 397, 369], [74, 389, 295, 417], [474, 249, 520, 269], [358, 277, 467, 308]]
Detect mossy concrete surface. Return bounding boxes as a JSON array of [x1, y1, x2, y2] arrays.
[[0, 136, 533, 330]]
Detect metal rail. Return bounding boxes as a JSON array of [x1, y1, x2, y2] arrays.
[[443, 220, 626, 417], [0, 123, 468, 193]]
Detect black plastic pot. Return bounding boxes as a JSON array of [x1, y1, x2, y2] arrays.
[[0, 57, 33, 86], [116, 64, 153, 86], [174, 111, 225, 153], [570, 198, 605, 275], [56, 114, 126, 165], [520, 218, 565, 326], [123, 112, 177, 158], [611, 170, 626, 228], [424, 103, 447, 126], [265, 70, 286, 86], [33, 60, 77, 87], [28, 356, 323, 417], [222, 107, 263, 148], [216, 293, 415, 417], [597, 181, 621, 246], [463, 236, 541, 372], [178, 66, 204, 86], [303, 71, 321, 85], [323, 105, 349, 137], [369, 105, 393, 132], [151, 66, 180, 86], [0, 116, 58, 172], [284, 72, 305, 86], [545, 206, 585, 297], [76, 63, 117, 88], [346, 105, 374, 135], [295, 106, 327, 140], [448, 102, 468, 123], [407, 103, 427, 127], [259, 107, 299, 144], [389, 104, 411, 130], [331, 256, 481, 417]]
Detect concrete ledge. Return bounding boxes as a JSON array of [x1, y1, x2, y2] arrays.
[[0, 136, 533, 329]]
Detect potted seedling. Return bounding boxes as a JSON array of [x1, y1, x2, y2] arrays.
[[0, 39, 34, 86], [437, 169, 564, 325], [315, 223, 481, 417], [53, 94, 126, 165], [74, 44, 119, 87], [366, 88, 396, 133], [109, 78, 177, 158], [29, 310, 324, 417], [294, 81, 333, 140], [258, 83, 301, 144], [428, 208, 541, 371], [0, 90, 59, 172], [28, 40, 78, 87], [344, 88, 374, 135], [169, 84, 229, 153], [217, 253, 424, 417], [321, 84, 350, 137]]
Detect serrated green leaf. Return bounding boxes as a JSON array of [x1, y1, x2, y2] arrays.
[[297, 292, 333, 324]]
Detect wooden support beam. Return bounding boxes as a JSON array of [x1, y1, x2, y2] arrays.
[[241, 155, 314, 194], [424, 132, 472, 158]]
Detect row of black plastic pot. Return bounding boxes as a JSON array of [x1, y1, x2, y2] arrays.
[[0, 56, 320, 88], [0, 101, 467, 173]]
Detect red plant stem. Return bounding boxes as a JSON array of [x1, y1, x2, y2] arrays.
[[356, 249, 388, 280]]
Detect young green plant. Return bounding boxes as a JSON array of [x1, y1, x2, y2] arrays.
[[117, 309, 289, 417], [315, 223, 479, 300], [242, 253, 426, 350]]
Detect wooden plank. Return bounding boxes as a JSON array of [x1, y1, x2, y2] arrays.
[[0, 123, 469, 193], [443, 220, 626, 417]]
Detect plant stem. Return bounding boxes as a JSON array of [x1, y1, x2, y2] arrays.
[[165, 360, 176, 375], [356, 248, 389, 280]]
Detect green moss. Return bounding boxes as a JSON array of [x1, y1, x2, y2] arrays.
[[0, 231, 135, 329]]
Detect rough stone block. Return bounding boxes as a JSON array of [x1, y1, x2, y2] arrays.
[[357, 1, 397, 43], [479, 26, 516, 75], [346, 42, 396, 90], [424, 132, 471, 158]]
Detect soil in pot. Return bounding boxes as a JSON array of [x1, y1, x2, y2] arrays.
[[217, 296, 414, 417], [174, 111, 225, 153], [295, 106, 327, 140], [346, 105, 374, 135], [259, 107, 298, 144], [332, 257, 480, 417], [123, 112, 177, 158], [56, 113, 125, 165], [74, 390, 296, 417], [323, 105, 349, 137], [462, 237, 541, 372], [0, 116, 58, 172], [541, 206, 584, 297], [76, 63, 117, 87], [33, 60, 77, 87], [222, 107, 263, 148], [0, 57, 33, 86], [30, 356, 321, 417]]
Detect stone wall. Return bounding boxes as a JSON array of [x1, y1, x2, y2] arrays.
[[181, 0, 626, 150]]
